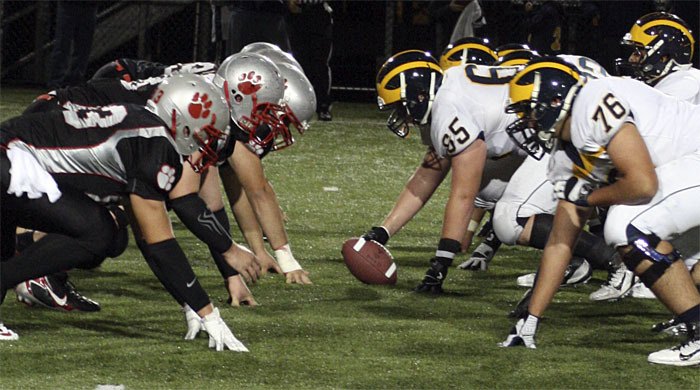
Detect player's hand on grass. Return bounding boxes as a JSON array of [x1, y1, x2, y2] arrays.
[[285, 269, 312, 285], [201, 307, 249, 352], [226, 275, 258, 307], [182, 304, 202, 340], [255, 250, 283, 275], [499, 313, 539, 349], [274, 244, 312, 284]]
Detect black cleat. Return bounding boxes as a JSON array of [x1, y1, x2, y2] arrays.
[[15, 274, 100, 312], [509, 288, 533, 318], [652, 317, 687, 336]]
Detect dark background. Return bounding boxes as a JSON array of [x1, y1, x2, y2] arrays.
[[2, 1, 699, 102]]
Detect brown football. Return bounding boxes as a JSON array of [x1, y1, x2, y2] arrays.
[[341, 237, 397, 285]]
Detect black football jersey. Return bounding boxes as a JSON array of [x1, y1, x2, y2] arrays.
[[1, 104, 183, 203], [51, 77, 163, 108], [92, 58, 169, 82]]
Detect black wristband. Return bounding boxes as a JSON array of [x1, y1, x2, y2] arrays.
[[147, 238, 210, 312], [434, 238, 461, 267], [169, 193, 233, 253], [438, 238, 461, 254]]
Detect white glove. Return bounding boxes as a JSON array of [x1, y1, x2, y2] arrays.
[[499, 314, 539, 349], [200, 307, 249, 352], [182, 304, 201, 340], [553, 177, 593, 206]]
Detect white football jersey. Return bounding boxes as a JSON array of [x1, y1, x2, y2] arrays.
[[554, 77, 700, 186], [654, 66, 700, 105], [430, 64, 521, 159], [557, 54, 610, 80], [547, 55, 611, 183]]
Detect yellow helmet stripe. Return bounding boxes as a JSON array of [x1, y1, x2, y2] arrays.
[[377, 61, 442, 105], [509, 61, 580, 107], [447, 43, 496, 58]]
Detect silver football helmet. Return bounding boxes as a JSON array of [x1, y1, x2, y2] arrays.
[[241, 42, 283, 54], [255, 48, 303, 70], [148, 74, 230, 172], [214, 52, 294, 153], [277, 62, 316, 134]]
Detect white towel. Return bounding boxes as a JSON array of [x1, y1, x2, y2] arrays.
[[6, 145, 62, 203]]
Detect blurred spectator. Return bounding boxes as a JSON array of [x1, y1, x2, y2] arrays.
[[210, 0, 231, 63], [46, 0, 98, 89], [575, 1, 602, 61], [521, 0, 563, 55], [287, 0, 334, 121], [227, 0, 291, 55], [449, 0, 486, 42], [430, 0, 485, 52]]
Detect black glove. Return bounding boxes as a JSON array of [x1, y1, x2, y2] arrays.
[[414, 257, 450, 294], [362, 226, 389, 246]]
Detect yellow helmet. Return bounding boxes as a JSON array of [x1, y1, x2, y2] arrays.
[[439, 37, 497, 70], [376, 50, 443, 137], [505, 57, 583, 160], [494, 46, 540, 67], [616, 12, 695, 84]]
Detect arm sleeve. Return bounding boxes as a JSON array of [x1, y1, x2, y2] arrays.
[[168, 193, 234, 254], [147, 238, 210, 312]]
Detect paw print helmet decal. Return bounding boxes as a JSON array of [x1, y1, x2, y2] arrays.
[[148, 74, 231, 172], [214, 52, 295, 153]]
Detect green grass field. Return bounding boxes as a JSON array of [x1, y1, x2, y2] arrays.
[[1, 88, 698, 389]]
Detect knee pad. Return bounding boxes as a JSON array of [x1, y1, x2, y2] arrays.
[[528, 213, 554, 250], [106, 205, 130, 258], [623, 227, 682, 288]]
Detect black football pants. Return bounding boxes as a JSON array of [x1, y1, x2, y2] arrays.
[[0, 152, 116, 296]]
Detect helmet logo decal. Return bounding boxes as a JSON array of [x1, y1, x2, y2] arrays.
[[188, 92, 218, 126], [189, 92, 213, 119], [156, 164, 177, 191], [237, 71, 263, 95]]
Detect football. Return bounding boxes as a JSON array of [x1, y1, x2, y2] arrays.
[[341, 237, 397, 285]]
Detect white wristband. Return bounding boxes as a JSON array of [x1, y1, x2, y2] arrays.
[[274, 244, 302, 273]]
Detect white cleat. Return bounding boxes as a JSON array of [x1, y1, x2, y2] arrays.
[[516, 257, 591, 288], [0, 323, 19, 341], [589, 265, 634, 301], [630, 281, 656, 299], [648, 334, 700, 366]]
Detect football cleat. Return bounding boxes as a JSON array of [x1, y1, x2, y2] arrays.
[[516, 257, 592, 288], [652, 317, 687, 336], [414, 258, 449, 294], [15, 275, 100, 312], [589, 264, 635, 301], [0, 323, 19, 341], [647, 323, 700, 366], [509, 288, 533, 319], [631, 281, 656, 299]]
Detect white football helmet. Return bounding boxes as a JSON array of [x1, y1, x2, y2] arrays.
[[214, 52, 295, 154], [277, 62, 316, 133], [148, 74, 230, 172]]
